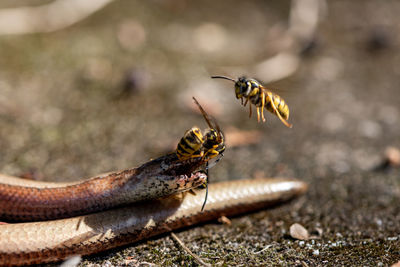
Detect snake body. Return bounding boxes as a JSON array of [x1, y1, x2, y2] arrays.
[[0, 154, 307, 266], [0, 153, 205, 222]]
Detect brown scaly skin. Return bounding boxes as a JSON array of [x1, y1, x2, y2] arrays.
[[0, 153, 206, 222], [0, 177, 307, 266]]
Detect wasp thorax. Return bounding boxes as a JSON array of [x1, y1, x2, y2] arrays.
[[202, 129, 224, 155], [203, 130, 218, 146]]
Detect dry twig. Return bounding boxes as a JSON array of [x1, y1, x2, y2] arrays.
[[170, 232, 211, 267]]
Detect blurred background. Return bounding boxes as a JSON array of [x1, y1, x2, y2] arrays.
[[0, 0, 399, 265]]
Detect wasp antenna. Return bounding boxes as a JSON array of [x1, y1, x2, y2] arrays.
[[211, 75, 236, 83], [192, 96, 200, 106], [192, 97, 214, 129]]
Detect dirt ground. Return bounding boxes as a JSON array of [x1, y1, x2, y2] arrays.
[[0, 0, 399, 266]]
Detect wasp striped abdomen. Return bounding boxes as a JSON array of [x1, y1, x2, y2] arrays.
[[176, 127, 204, 161], [265, 92, 289, 121]]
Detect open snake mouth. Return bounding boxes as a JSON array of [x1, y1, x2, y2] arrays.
[[176, 171, 208, 189]]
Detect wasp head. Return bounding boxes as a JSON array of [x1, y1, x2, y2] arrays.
[[235, 76, 252, 99]]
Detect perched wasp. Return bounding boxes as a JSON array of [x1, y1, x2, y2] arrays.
[[176, 97, 225, 211], [211, 75, 292, 128]]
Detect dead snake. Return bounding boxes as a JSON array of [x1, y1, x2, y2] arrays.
[[0, 153, 307, 266]]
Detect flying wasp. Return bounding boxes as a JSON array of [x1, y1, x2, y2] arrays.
[[176, 97, 225, 211], [211, 75, 292, 128]]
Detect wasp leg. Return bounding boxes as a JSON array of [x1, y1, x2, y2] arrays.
[[249, 102, 252, 118], [203, 149, 219, 161], [261, 91, 266, 122], [193, 152, 205, 159], [257, 107, 261, 122], [266, 92, 292, 128], [179, 151, 204, 161]]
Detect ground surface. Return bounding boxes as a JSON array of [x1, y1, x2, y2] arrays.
[[0, 0, 399, 266]]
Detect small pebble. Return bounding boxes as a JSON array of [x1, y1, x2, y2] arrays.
[[290, 223, 309, 240], [385, 147, 400, 167], [218, 215, 232, 225], [312, 249, 320, 256], [60, 256, 82, 267]]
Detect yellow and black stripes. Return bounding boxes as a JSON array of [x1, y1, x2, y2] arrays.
[[176, 127, 204, 161], [265, 93, 289, 120], [176, 98, 225, 163], [211, 75, 292, 128]]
